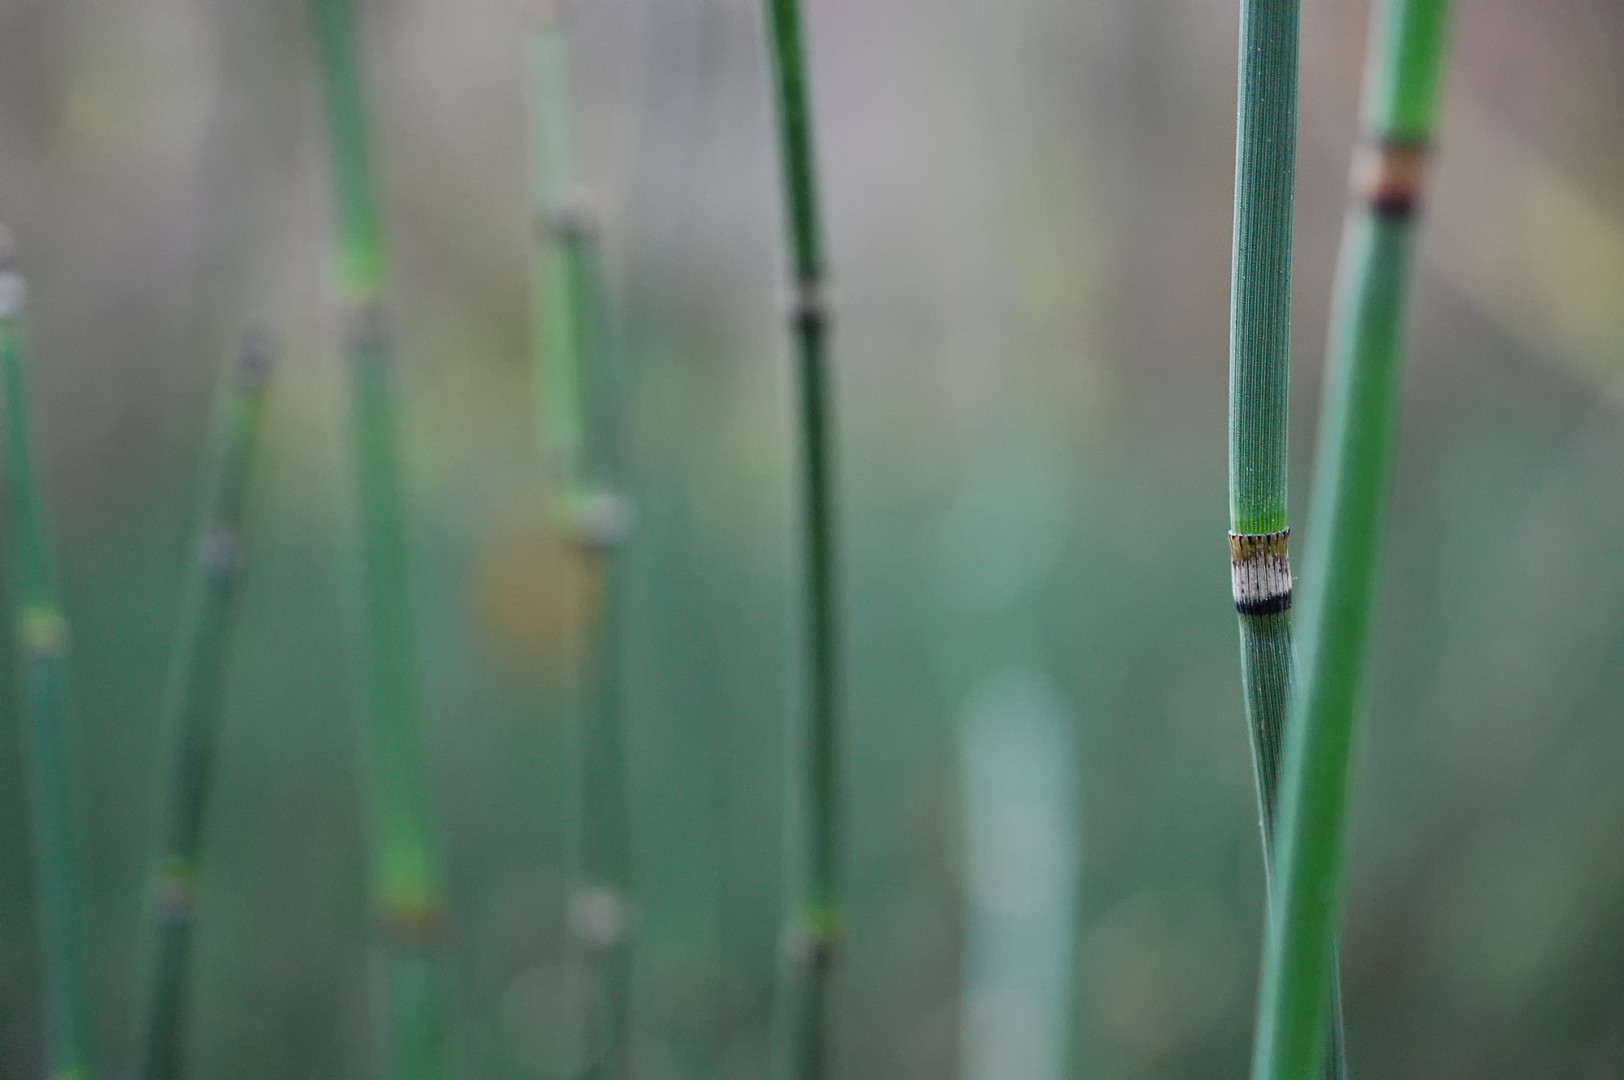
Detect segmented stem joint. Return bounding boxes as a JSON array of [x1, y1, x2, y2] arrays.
[[382, 895, 444, 951], [200, 527, 244, 585], [538, 189, 601, 243], [781, 905, 839, 965], [782, 275, 831, 336], [1230, 528, 1293, 616], [341, 298, 388, 352], [1353, 136, 1431, 220], [568, 884, 633, 949]]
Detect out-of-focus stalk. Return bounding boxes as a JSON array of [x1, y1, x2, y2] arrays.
[[1248, 4, 1451, 1080], [137, 331, 275, 1080], [759, 2, 843, 1078], [307, 3, 446, 1078], [0, 235, 97, 1080], [528, 10, 636, 1080]]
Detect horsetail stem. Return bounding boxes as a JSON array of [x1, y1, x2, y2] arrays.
[[307, 2, 445, 1077], [1247, 4, 1451, 1080], [759, 2, 842, 1078], [529, 11, 636, 1080], [1225, 1, 1349, 1075], [0, 236, 97, 1080], [136, 331, 275, 1080]]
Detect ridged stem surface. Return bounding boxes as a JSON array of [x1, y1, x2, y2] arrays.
[[308, 3, 445, 1078], [1226, 3, 1349, 1076], [1248, 4, 1450, 1080], [530, 19, 635, 1080], [137, 334, 275, 1080], [0, 254, 96, 1080]]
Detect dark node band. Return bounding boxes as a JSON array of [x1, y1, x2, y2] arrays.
[[1230, 528, 1293, 616], [784, 275, 831, 334], [1236, 592, 1292, 616], [1354, 136, 1431, 220]]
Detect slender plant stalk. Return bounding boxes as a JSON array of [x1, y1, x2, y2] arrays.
[[760, 2, 841, 1078], [307, 3, 446, 1078], [0, 239, 96, 1080], [136, 331, 276, 1080], [1248, 4, 1450, 1079], [529, 12, 636, 1080], [1224, 1, 1349, 1075]]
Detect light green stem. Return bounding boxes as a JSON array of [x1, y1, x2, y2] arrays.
[[529, 16, 636, 1080], [307, 3, 445, 1077], [1248, 4, 1450, 1080], [1226, 3, 1350, 1074]]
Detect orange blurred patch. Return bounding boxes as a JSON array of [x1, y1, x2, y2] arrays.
[[478, 517, 604, 658]]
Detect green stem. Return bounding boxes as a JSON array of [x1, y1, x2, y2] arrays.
[[0, 241, 97, 1080], [307, 3, 445, 1078], [1225, 3, 1349, 1076], [1248, 4, 1450, 1080], [761, 2, 840, 1078], [138, 332, 276, 1080], [529, 17, 636, 1080]]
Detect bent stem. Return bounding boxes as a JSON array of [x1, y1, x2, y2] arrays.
[[0, 240, 97, 1080], [308, 3, 446, 1078], [1224, 2, 1349, 1076], [137, 332, 275, 1080], [759, 1, 842, 1079], [1247, 3, 1451, 1080], [529, 13, 636, 1080]]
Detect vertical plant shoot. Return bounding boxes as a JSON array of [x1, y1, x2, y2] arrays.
[[307, 2, 446, 1078], [1248, 3, 1451, 1080], [760, 1, 843, 1078], [1227, 0, 1299, 838], [1225, 1, 1349, 1073], [0, 236, 97, 1080], [138, 332, 276, 1080], [529, 9, 636, 1080]]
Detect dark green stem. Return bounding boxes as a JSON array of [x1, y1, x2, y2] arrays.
[[530, 17, 636, 1080], [308, 3, 445, 1078], [761, 2, 840, 1079], [137, 332, 275, 1080], [1248, 3, 1450, 1080], [0, 242, 97, 1080], [1226, 2, 1349, 1076]]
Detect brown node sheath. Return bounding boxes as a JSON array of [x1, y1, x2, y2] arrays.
[[1230, 528, 1293, 616], [382, 895, 444, 951], [1352, 136, 1431, 220]]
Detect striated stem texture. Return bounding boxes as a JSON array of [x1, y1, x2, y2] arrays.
[[137, 332, 276, 1080], [308, 3, 446, 1078], [1225, 1, 1349, 1076], [1248, 4, 1451, 1080]]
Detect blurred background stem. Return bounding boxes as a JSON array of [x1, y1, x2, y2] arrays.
[[0, 240, 97, 1080], [136, 332, 274, 1080], [307, 2, 446, 1078], [529, 12, 636, 1080], [760, 1, 842, 1078], [1248, 3, 1451, 1079]]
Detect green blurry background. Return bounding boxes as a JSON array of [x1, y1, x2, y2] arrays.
[[1, 0, 1622, 1077]]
